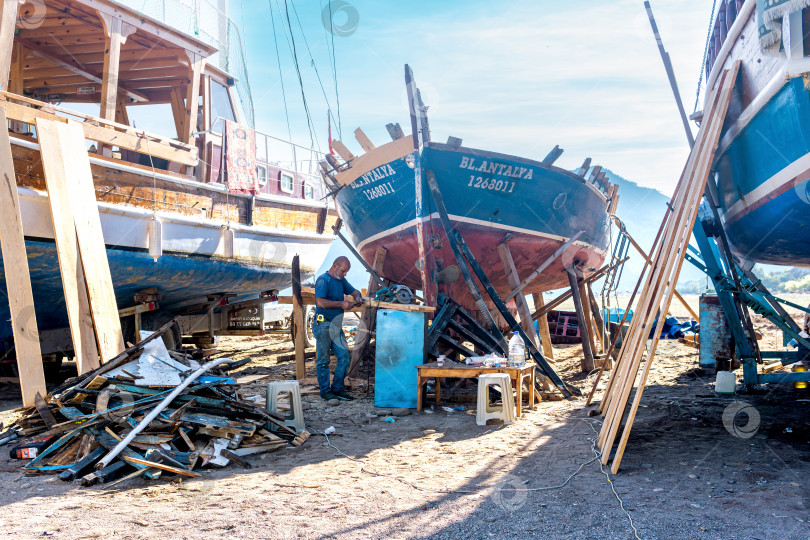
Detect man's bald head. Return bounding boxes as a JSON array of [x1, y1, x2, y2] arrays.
[[329, 256, 351, 279]]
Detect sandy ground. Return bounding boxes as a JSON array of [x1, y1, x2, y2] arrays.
[[1, 299, 809, 539]]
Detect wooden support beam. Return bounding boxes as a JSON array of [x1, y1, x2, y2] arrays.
[[578, 280, 600, 355], [498, 243, 550, 390], [114, 96, 129, 126], [0, 108, 46, 406], [98, 15, 137, 121], [532, 293, 554, 361], [8, 41, 24, 133], [385, 122, 404, 140], [587, 282, 606, 354], [169, 88, 186, 140], [347, 247, 387, 378], [354, 128, 375, 152], [0, 0, 20, 89], [291, 255, 307, 380], [330, 139, 355, 161], [18, 38, 148, 103], [335, 136, 414, 186], [182, 52, 204, 146], [575, 157, 591, 177], [568, 269, 594, 372], [504, 231, 584, 302], [542, 145, 563, 165], [36, 117, 125, 363]]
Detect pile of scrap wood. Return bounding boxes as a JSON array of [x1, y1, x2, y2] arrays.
[[0, 320, 308, 487]]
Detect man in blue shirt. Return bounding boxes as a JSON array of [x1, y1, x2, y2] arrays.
[[314, 256, 362, 400]]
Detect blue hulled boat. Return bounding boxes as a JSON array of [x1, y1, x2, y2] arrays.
[[327, 123, 615, 315], [704, 0, 810, 267]]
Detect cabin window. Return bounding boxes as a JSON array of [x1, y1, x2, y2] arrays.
[[304, 182, 314, 199], [280, 172, 295, 193], [257, 165, 268, 186], [210, 80, 236, 132]]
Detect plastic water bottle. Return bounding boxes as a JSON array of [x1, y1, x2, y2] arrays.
[[508, 331, 526, 366]]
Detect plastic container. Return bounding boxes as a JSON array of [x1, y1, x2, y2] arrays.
[[437, 355, 445, 367], [508, 332, 526, 366], [715, 371, 736, 394]]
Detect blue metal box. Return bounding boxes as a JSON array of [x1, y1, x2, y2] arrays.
[[374, 309, 427, 408]]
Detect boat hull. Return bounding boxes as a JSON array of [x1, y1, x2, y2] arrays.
[[335, 142, 611, 312], [0, 239, 319, 344], [706, 4, 810, 267]]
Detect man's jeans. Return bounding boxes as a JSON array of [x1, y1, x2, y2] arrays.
[[314, 318, 351, 394]]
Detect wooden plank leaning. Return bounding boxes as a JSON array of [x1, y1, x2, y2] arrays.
[[35, 117, 100, 375], [597, 63, 739, 472], [0, 107, 46, 406], [597, 68, 732, 450], [36, 118, 125, 363]]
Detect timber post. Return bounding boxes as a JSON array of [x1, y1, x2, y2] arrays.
[[568, 268, 595, 372]]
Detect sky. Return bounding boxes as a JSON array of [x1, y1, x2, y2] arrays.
[[236, 0, 717, 197]]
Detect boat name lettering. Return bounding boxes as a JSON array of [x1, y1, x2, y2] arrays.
[[458, 157, 533, 180], [352, 163, 397, 188], [363, 181, 396, 200], [468, 175, 515, 193]]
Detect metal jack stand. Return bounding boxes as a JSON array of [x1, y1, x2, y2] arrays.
[[688, 200, 810, 389]]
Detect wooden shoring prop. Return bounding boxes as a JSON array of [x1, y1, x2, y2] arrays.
[[0, 108, 46, 405], [291, 255, 307, 380], [504, 231, 584, 302], [347, 247, 387, 378], [568, 269, 595, 372], [498, 243, 550, 389], [532, 293, 555, 360], [597, 63, 739, 473], [426, 170, 574, 397]]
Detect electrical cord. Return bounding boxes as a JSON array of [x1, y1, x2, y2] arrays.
[[322, 420, 642, 540], [323, 431, 596, 495]]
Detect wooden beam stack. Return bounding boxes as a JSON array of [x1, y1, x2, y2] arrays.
[[596, 62, 739, 473]]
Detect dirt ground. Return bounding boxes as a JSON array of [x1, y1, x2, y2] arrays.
[[1, 303, 810, 539]]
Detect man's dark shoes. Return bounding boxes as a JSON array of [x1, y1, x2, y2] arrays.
[[332, 389, 354, 401], [320, 391, 338, 401]]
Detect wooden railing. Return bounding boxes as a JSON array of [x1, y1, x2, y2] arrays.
[[0, 91, 199, 167]]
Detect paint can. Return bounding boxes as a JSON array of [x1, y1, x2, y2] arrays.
[[793, 364, 808, 389], [699, 293, 733, 370]]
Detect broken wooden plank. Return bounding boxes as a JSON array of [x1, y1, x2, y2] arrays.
[[34, 392, 58, 429]]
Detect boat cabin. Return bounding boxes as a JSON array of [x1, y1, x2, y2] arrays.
[[0, 0, 328, 212]]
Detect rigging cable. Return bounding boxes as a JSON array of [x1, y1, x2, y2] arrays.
[[693, 0, 719, 114], [281, 0, 320, 152], [289, 0, 341, 139], [318, 0, 339, 135], [268, 0, 294, 143], [327, 0, 342, 138]]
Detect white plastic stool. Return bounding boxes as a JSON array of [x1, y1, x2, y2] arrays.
[[266, 380, 306, 433], [476, 373, 516, 426]]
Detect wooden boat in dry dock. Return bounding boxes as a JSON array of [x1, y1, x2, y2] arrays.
[[702, 0, 810, 267], [321, 71, 618, 315], [0, 0, 337, 350]]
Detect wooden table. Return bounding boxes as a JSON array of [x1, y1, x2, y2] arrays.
[[416, 362, 536, 417]]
